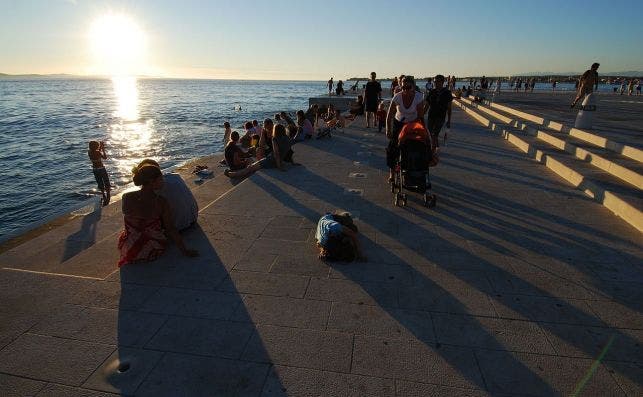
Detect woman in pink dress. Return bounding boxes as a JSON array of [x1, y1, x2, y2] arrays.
[[117, 161, 198, 267]]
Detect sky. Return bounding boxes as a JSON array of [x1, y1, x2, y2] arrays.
[[0, 0, 641, 80]]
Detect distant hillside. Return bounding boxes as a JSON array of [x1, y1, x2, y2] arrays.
[[0, 73, 78, 79]]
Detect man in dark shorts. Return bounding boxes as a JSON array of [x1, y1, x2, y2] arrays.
[[424, 74, 452, 147], [364, 72, 382, 128]]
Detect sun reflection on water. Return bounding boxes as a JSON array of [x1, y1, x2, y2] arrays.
[[108, 76, 157, 183]]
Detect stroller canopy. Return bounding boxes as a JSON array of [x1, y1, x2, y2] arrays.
[[398, 121, 430, 146]]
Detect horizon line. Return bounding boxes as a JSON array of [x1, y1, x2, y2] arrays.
[[1, 71, 642, 81]]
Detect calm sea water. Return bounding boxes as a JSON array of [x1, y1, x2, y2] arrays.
[[0, 78, 326, 239]]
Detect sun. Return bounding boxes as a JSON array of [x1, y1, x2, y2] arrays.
[[89, 13, 147, 76]]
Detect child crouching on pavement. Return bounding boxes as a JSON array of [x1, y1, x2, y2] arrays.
[[315, 211, 366, 262]]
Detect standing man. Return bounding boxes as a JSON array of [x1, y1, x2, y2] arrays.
[[424, 74, 452, 148], [364, 72, 382, 128], [425, 77, 433, 94], [327, 77, 334, 95], [571, 62, 600, 108]]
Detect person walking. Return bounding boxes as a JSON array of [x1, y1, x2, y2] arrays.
[[327, 77, 334, 95], [424, 75, 453, 148], [571, 62, 600, 108], [364, 72, 382, 128], [385, 76, 424, 182]]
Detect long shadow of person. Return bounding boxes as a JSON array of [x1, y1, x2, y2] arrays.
[[62, 199, 103, 260], [101, 224, 287, 396], [253, 169, 641, 395], [250, 173, 563, 394]]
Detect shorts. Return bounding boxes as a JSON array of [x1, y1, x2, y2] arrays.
[[365, 98, 379, 112], [92, 167, 110, 191], [257, 154, 276, 169]]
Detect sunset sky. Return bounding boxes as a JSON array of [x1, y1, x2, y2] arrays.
[[1, 0, 641, 80]]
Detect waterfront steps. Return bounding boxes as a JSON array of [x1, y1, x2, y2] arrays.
[[455, 97, 643, 232]]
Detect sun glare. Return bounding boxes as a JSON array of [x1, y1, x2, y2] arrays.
[[89, 13, 147, 76]]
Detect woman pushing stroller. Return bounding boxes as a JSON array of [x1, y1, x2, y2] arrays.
[[385, 75, 437, 207]]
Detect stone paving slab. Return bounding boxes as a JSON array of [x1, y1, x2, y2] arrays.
[[0, 334, 115, 386], [1, 108, 642, 395], [261, 365, 396, 397], [136, 353, 269, 397]]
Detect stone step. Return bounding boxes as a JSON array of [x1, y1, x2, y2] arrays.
[[458, 97, 643, 189], [454, 99, 643, 232], [480, 99, 643, 162]]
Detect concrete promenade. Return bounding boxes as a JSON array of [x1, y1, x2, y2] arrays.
[[0, 107, 642, 396]]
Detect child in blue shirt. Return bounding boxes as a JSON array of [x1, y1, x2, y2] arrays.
[[315, 211, 366, 262]]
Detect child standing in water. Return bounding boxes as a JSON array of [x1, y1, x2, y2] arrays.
[[88, 140, 111, 206]]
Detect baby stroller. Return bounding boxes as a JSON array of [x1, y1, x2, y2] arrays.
[[391, 121, 437, 208]]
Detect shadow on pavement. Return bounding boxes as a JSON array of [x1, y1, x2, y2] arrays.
[[107, 225, 285, 396], [254, 166, 641, 394]]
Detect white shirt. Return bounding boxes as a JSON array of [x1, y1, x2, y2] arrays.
[[159, 173, 198, 231], [392, 91, 424, 122]]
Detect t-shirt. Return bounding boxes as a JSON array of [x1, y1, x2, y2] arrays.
[[376, 109, 386, 122], [364, 80, 382, 101], [224, 142, 245, 170], [315, 213, 343, 247], [392, 91, 424, 122], [425, 88, 453, 120], [159, 173, 198, 231]]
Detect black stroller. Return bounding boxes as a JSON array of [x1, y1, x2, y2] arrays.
[[391, 121, 437, 208]]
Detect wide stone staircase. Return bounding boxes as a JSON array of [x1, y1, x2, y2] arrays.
[[454, 96, 643, 232]]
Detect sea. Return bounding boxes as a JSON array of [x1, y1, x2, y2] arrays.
[[0, 78, 621, 240], [0, 78, 326, 240]]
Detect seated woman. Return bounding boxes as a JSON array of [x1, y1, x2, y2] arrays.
[[137, 159, 198, 231], [256, 118, 274, 160], [224, 124, 293, 179], [304, 104, 319, 128], [346, 95, 365, 121], [295, 109, 314, 141], [225, 131, 252, 171], [315, 211, 365, 262], [118, 162, 198, 267], [335, 80, 345, 96]]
